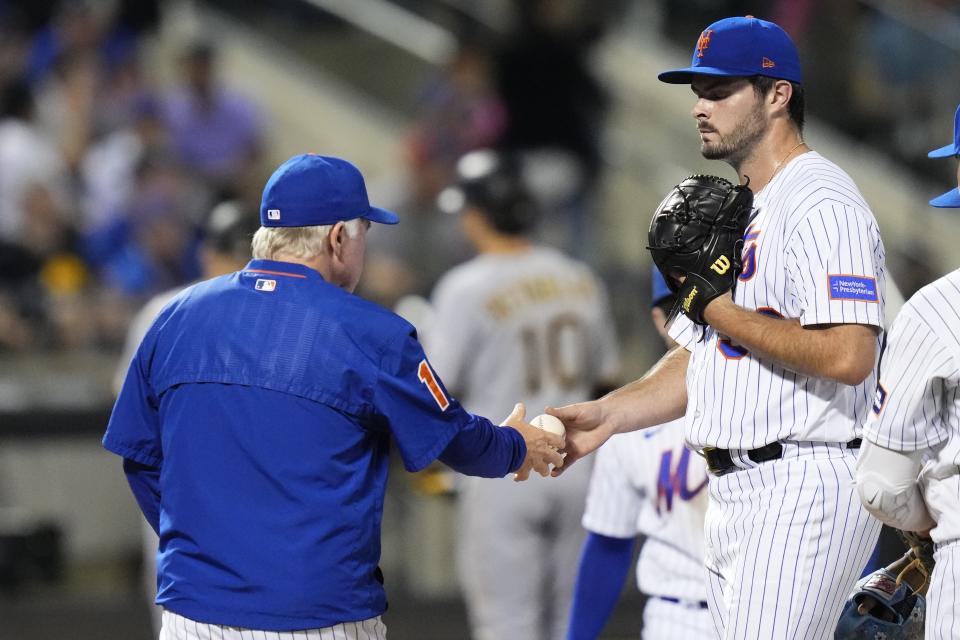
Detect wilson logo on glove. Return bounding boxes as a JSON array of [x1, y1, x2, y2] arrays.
[[710, 255, 732, 275], [647, 174, 753, 326]]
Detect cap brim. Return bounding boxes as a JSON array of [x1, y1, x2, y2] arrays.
[[365, 206, 400, 224], [927, 143, 959, 159], [658, 66, 756, 84], [930, 187, 960, 208]]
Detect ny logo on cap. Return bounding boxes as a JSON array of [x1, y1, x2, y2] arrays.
[[696, 29, 713, 58], [267, 209, 281, 220]]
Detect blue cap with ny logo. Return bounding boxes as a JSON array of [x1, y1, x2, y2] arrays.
[[260, 154, 400, 227], [928, 104, 960, 208], [658, 16, 802, 85]]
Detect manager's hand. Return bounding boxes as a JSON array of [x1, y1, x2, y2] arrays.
[[500, 403, 565, 481]]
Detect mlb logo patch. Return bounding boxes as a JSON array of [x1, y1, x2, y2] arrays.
[[828, 275, 878, 302], [267, 209, 281, 220], [255, 279, 277, 292]]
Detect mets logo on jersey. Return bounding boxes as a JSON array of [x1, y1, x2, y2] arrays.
[[696, 29, 713, 58], [655, 447, 707, 515], [739, 224, 761, 281]]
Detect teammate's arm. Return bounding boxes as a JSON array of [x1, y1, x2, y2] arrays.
[[703, 295, 877, 385], [566, 532, 636, 640], [548, 346, 689, 472]]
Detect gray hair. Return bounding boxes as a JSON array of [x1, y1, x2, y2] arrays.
[[251, 218, 364, 260]]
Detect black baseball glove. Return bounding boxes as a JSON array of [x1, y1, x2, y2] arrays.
[[648, 175, 753, 325]]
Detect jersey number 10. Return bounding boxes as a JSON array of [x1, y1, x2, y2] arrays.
[[520, 314, 588, 393]]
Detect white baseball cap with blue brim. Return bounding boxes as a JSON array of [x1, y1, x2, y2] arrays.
[[928, 104, 960, 208]]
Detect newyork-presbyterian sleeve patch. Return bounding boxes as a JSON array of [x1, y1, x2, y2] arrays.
[[828, 275, 878, 302]]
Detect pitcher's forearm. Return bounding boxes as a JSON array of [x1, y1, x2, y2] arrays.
[[601, 346, 689, 434]]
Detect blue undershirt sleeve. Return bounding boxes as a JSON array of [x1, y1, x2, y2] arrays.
[[437, 415, 526, 477], [566, 532, 636, 640], [123, 458, 161, 535]]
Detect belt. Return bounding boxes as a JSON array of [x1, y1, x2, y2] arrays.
[[654, 595, 709, 609], [703, 439, 861, 476]]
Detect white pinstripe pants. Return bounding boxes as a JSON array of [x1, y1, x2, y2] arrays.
[[926, 540, 959, 640], [159, 610, 388, 640], [703, 444, 881, 640]]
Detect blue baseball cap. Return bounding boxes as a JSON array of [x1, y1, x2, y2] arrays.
[[927, 104, 960, 208], [928, 104, 960, 159], [658, 16, 802, 85], [260, 154, 399, 227], [651, 267, 673, 307]]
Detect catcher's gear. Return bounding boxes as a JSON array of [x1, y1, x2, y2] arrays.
[[647, 175, 753, 325], [437, 149, 540, 235], [834, 564, 925, 640]]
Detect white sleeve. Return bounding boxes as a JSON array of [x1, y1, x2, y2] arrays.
[[667, 313, 698, 351], [785, 205, 884, 328], [864, 309, 953, 452], [581, 437, 642, 538]]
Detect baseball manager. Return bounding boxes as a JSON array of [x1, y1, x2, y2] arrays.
[[103, 153, 564, 639]]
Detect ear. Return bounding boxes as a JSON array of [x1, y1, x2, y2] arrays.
[[328, 221, 346, 261], [769, 79, 793, 112]]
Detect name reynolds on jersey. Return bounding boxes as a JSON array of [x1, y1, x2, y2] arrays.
[[485, 275, 596, 320]]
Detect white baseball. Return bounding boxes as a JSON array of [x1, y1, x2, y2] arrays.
[[531, 413, 566, 437]]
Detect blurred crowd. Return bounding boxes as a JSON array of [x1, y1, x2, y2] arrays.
[[0, 0, 957, 354], [0, 0, 266, 352]]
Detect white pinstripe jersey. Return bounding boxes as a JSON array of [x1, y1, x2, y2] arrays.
[[582, 418, 709, 601], [670, 152, 887, 450], [426, 245, 619, 420], [864, 268, 960, 545]]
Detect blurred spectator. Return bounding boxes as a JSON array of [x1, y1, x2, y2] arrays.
[[24, 0, 135, 86], [80, 93, 168, 232], [493, 0, 610, 259], [0, 77, 68, 244], [405, 37, 506, 207], [85, 153, 204, 300], [34, 50, 99, 170], [162, 40, 264, 200], [361, 34, 504, 305]]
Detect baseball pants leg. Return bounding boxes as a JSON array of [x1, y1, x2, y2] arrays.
[[704, 445, 881, 640], [159, 610, 388, 640], [926, 540, 959, 639]]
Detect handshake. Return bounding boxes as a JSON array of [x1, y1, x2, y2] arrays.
[[501, 404, 568, 481]]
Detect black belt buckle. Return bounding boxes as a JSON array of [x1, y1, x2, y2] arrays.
[[702, 442, 783, 476], [701, 446, 734, 476]]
